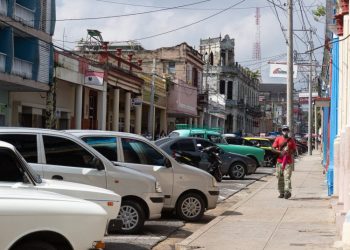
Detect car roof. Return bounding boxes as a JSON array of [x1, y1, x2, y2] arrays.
[[171, 129, 221, 135], [64, 129, 146, 140], [0, 140, 16, 150], [244, 137, 270, 141], [0, 127, 83, 140]]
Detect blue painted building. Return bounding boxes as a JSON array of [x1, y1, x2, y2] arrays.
[[0, 0, 55, 126]]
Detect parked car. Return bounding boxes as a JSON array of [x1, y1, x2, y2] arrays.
[[0, 128, 164, 234], [222, 135, 278, 167], [66, 130, 220, 222], [155, 137, 257, 180], [0, 187, 108, 250], [0, 140, 121, 232], [168, 129, 265, 167]]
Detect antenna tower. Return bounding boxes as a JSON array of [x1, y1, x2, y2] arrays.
[[252, 8, 261, 72]]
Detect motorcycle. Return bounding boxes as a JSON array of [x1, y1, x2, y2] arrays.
[[174, 146, 223, 182]]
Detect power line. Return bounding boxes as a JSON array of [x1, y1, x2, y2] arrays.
[[106, 0, 247, 43], [268, 0, 288, 44]]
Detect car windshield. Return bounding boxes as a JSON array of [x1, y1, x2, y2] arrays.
[[168, 132, 180, 138], [155, 137, 173, 146], [249, 139, 272, 147], [207, 134, 227, 144], [14, 149, 42, 184]]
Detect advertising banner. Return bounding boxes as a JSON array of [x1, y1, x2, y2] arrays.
[[269, 63, 298, 78], [85, 71, 104, 85]]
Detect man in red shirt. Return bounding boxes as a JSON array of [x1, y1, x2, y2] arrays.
[[272, 125, 297, 199]]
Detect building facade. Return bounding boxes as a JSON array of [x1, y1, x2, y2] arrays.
[[200, 35, 260, 134], [0, 0, 55, 126], [133, 42, 203, 133]]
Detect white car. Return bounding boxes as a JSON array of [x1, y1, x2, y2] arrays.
[[67, 130, 220, 221], [0, 128, 164, 234], [0, 140, 122, 232], [0, 187, 108, 250]]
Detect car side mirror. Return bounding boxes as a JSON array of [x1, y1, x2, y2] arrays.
[[23, 174, 30, 184], [90, 157, 104, 170], [164, 158, 172, 168]]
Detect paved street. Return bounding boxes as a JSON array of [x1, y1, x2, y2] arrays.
[[105, 167, 275, 250]]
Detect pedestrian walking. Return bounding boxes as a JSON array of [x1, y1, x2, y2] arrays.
[[272, 125, 297, 199]]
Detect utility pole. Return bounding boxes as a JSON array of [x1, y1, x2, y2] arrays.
[[148, 59, 156, 140], [308, 31, 313, 155], [287, 0, 294, 134]]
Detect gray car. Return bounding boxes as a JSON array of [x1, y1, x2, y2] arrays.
[[155, 137, 257, 180]]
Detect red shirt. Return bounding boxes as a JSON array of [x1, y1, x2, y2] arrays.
[[272, 136, 297, 164]]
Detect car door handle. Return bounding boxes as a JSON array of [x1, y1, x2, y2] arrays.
[[52, 175, 63, 180]]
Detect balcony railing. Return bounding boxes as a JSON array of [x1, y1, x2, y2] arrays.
[[0, 52, 5, 73], [12, 57, 33, 79], [14, 3, 35, 27], [0, 0, 7, 15]]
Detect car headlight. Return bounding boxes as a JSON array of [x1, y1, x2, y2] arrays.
[[155, 181, 162, 193], [212, 176, 218, 187]]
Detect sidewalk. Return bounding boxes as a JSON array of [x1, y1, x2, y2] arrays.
[[176, 153, 338, 250]]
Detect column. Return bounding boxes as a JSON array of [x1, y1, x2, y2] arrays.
[[314, 105, 318, 150], [135, 104, 142, 135], [112, 88, 120, 131], [160, 109, 167, 134], [97, 82, 107, 130], [124, 91, 131, 133], [194, 117, 198, 127], [189, 118, 193, 127], [214, 116, 219, 128], [75, 84, 83, 129], [225, 49, 229, 66], [199, 112, 204, 128], [207, 113, 212, 128]]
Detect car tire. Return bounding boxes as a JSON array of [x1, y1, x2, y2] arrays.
[[116, 200, 145, 234], [13, 241, 57, 250], [229, 162, 246, 180], [176, 193, 205, 222], [264, 155, 275, 168]]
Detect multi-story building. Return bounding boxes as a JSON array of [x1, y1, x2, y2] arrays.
[[259, 84, 287, 133], [200, 35, 260, 134], [0, 0, 55, 126], [133, 43, 204, 132]]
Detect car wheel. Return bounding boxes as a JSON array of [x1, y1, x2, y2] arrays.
[[229, 162, 246, 180], [265, 155, 275, 168], [176, 193, 205, 222], [116, 200, 145, 234], [13, 241, 57, 250]]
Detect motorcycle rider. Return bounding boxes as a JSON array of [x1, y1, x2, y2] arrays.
[[272, 125, 297, 199]]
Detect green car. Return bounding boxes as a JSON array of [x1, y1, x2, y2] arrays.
[[168, 129, 265, 167]]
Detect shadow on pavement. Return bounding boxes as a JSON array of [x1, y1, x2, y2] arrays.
[[291, 197, 331, 201], [221, 210, 242, 216], [106, 243, 149, 250]]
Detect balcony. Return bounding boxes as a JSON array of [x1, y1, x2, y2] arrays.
[[12, 57, 33, 79], [0, 52, 5, 72], [14, 3, 35, 28], [0, 0, 7, 15], [225, 99, 237, 108]]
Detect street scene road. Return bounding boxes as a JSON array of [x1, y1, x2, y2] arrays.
[[104, 167, 275, 250]]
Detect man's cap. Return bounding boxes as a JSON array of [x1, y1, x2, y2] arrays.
[[282, 125, 290, 131]]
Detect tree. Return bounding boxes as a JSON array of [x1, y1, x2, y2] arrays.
[[312, 5, 326, 22]]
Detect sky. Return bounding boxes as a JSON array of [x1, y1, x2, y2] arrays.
[[53, 0, 326, 88]]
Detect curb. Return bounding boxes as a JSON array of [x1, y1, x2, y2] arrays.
[[175, 176, 273, 250]]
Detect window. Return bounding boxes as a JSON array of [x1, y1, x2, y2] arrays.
[[0, 148, 23, 182], [43, 135, 102, 169], [82, 136, 118, 161], [0, 134, 38, 163], [220, 80, 226, 95], [170, 139, 195, 152], [225, 137, 243, 145], [227, 81, 233, 100], [121, 138, 165, 166], [168, 62, 176, 74], [196, 139, 214, 149], [207, 134, 223, 144]]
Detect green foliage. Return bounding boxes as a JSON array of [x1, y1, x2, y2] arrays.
[[312, 5, 326, 22]]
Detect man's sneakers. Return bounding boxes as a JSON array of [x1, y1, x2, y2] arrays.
[[278, 193, 284, 198], [284, 191, 292, 199]]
